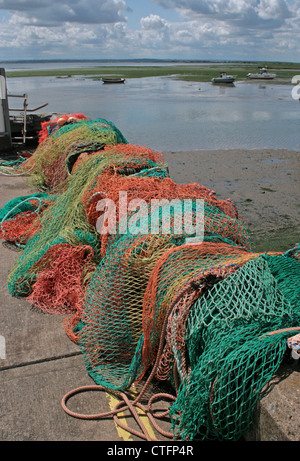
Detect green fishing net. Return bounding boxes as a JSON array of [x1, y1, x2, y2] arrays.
[[20, 118, 128, 191], [78, 194, 251, 392], [168, 254, 300, 440], [0, 193, 50, 222], [7, 149, 165, 297]]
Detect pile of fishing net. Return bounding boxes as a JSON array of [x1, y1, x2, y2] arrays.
[[1, 114, 299, 441], [18, 114, 129, 191]]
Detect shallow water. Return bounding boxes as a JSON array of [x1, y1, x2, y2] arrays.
[[6, 74, 300, 152]]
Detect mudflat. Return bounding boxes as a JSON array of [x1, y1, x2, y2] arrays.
[[163, 148, 300, 252]]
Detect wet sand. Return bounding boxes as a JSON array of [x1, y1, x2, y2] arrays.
[[163, 148, 300, 252]]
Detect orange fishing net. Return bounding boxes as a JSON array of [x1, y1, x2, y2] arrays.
[[82, 173, 247, 258], [38, 113, 88, 144], [141, 242, 265, 373], [0, 195, 55, 246], [1, 211, 40, 246], [27, 243, 96, 316]]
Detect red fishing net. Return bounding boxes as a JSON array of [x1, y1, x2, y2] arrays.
[[81, 174, 246, 258], [38, 113, 88, 144], [27, 243, 96, 316]]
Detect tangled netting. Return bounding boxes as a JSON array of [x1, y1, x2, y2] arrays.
[[1, 114, 299, 441], [18, 114, 129, 191]]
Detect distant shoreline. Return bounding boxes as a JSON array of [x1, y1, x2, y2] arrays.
[[2, 58, 300, 65], [5, 61, 300, 83]]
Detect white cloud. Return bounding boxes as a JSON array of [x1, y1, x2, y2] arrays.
[[151, 0, 293, 27], [0, 0, 299, 61], [255, 0, 292, 19], [140, 13, 168, 30], [145, 0, 299, 60], [0, 0, 129, 26]]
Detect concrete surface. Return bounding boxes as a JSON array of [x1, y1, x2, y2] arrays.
[[0, 173, 299, 442], [245, 361, 300, 441]]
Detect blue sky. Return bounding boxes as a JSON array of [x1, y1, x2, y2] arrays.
[[0, 0, 299, 62]]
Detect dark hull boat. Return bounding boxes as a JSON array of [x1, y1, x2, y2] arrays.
[[102, 77, 125, 84]]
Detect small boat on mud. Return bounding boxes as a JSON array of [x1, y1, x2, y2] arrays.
[[212, 72, 235, 84], [247, 67, 276, 80], [102, 77, 125, 84]]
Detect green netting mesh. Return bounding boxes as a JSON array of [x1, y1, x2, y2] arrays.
[[79, 232, 182, 390], [168, 254, 300, 440], [7, 153, 110, 296], [132, 165, 169, 179], [262, 254, 300, 310], [0, 193, 49, 222], [0, 193, 58, 247], [51, 117, 127, 143], [7, 150, 164, 297], [20, 118, 128, 191]]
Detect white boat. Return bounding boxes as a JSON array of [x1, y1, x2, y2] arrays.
[[247, 67, 276, 80], [211, 72, 235, 84]]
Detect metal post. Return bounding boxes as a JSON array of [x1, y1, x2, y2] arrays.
[[0, 68, 12, 153], [22, 94, 28, 143]]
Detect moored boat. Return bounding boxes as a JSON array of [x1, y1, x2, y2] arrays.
[[102, 77, 125, 84], [212, 72, 235, 84], [247, 67, 276, 80]]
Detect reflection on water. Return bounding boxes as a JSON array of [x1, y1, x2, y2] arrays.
[[6, 75, 300, 152]]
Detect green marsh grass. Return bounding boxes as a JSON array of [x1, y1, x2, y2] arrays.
[[6, 61, 300, 83]]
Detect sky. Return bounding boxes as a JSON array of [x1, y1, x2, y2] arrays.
[[0, 0, 299, 62]]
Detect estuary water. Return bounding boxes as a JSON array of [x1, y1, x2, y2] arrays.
[[4, 66, 300, 152]]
